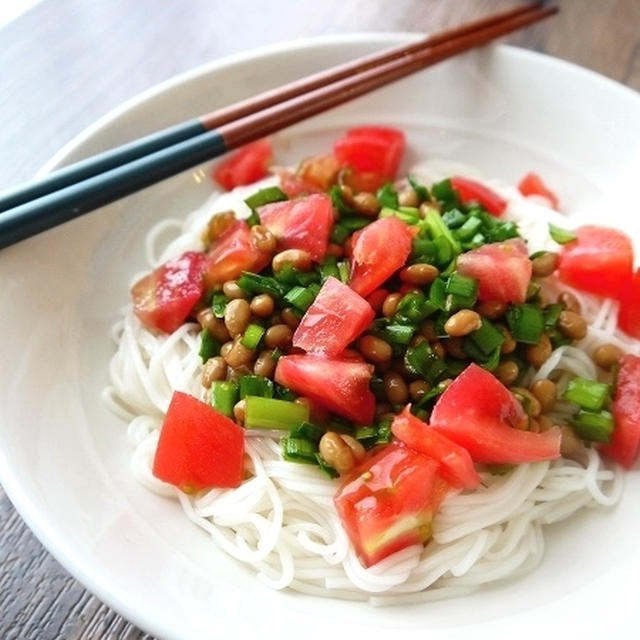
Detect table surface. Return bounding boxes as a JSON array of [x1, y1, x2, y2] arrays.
[[2, 0, 639, 637]]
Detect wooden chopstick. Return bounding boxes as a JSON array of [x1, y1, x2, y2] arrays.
[[0, 3, 556, 250], [0, 1, 545, 215]]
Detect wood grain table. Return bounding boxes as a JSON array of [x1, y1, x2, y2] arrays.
[[1, 0, 639, 637]]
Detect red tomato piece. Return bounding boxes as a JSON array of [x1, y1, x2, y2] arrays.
[[334, 441, 449, 567], [258, 193, 334, 261], [557, 225, 634, 300], [292, 276, 375, 357], [203, 220, 271, 286], [391, 405, 481, 489], [333, 126, 406, 191], [152, 391, 245, 491], [131, 250, 207, 333], [349, 216, 413, 298], [430, 364, 561, 464], [517, 171, 560, 209], [274, 354, 375, 424], [213, 138, 272, 190], [366, 288, 390, 314], [456, 238, 532, 303], [451, 175, 507, 216], [601, 354, 640, 468], [617, 268, 640, 338]]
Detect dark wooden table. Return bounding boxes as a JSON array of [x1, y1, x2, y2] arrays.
[[1, 0, 639, 637]]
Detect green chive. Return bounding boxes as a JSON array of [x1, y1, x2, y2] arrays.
[[241, 323, 265, 350], [377, 183, 399, 209], [330, 223, 350, 245], [236, 272, 287, 300], [431, 178, 457, 204], [290, 421, 326, 444], [506, 304, 544, 344], [464, 318, 505, 356], [238, 374, 274, 399], [281, 437, 318, 464], [570, 409, 614, 442], [315, 453, 339, 477], [210, 380, 238, 418], [337, 260, 350, 283], [211, 291, 229, 318], [244, 396, 310, 430], [244, 185, 288, 209], [379, 206, 420, 225], [199, 329, 221, 362], [284, 285, 316, 312], [549, 223, 577, 245], [404, 341, 447, 384], [563, 377, 611, 411], [408, 175, 430, 201]]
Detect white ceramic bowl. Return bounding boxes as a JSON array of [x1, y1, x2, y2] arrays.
[[1, 35, 640, 640]]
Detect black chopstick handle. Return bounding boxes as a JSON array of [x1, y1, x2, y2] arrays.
[[0, 129, 226, 250], [0, 119, 207, 213]]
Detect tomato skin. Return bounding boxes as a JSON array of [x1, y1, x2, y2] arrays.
[[131, 250, 207, 333], [391, 406, 481, 489], [557, 225, 633, 300], [430, 364, 562, 464], [349, 216, 413, 298], [258, 193, 334, 261], [601, 354, 640, 468], [334, 441, 449, 567], [274, 354, 375, 424], [617, 268, 640, 338], [292, 276, 375, 357], [456, 238, 532, 303], [333, 126, 405, 191], [203, 220, 271, 286], [152, 391, 245, 490], [451, 175, 507, 216], [517, 171, 559, 209], [213, 138, 272, 190]]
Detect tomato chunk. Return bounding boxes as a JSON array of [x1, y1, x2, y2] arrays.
[[349, 216, 413, 298], [601, 354, 640, 468], [456, 238, 532, 303], [517, 171, 559, 209], [391, 406, 481, 489], [258, 193, 334, 262], [274, 354, 375, 424], [557, 225, 633, 300], [152, 391, 245, 491], [333, 126, 405, 191], [430, 364, 561, 464], [213, 138, 272, 190], [334, 441, 449, 567], [451, 175, 507, 216], [203, 220, 271, 286], [131, 250, 207, 333], [617, 268, 640, 339], [292, 276, 375, 357]]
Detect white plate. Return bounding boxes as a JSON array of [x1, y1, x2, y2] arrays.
[[1, 34, 640, 640]]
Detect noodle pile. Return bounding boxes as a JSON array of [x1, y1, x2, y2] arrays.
[[103, 172, 636, 603]]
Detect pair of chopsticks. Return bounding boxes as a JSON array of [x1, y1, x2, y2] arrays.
[[0, 2, 556, 250]]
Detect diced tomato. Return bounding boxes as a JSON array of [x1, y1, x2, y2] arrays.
[[274, 354, 375, 424], [203, 220, 271, 286], [391, 406, 481, 489], [601, 354, 640, 468], [152, 391, 245, 491], [430, 364, 561, 464], [517, 171, 559, 209], [334, 441, 449, 567], [213, 138, 272, 190], [258, 193, 334, 261], [456, 238, 532, 303], [557, 225, 634, 300], [451, 175, 507, 216], [366, 288, 390, 314], [333, 126, 405, 191], [349, 217, 413, 298], [617, 268, 640, 338], [131, 250, 207, 333], [292, 276, 375, 357]]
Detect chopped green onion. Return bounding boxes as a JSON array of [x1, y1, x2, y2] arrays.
[[329, 185, 357, 216], [274, 383, 297, 401], [290, 421, 326, 444], [315, 453, 339, 478], [395, 291, 436, 323], [563, 377, 611, 411], [375, 416, 393, 444], [445, 272, 477, 311], [244, 185, 288, 209], [238, 374, 274, 399], [337, 260, 350, 284], [408, 174, 430, 201], [570, 409, 614, 442], [210, 380, 238, 418], [464, 318, 505, 357], [405, 341, 447, 384], [211, 291, 229, 318], [377, 183, 399, 209], [245, 209, 260, 226], [330, 223, 350, 245], [339, 215, 371, 231], [455, 215, 483, 241], [441, 208, 467, 229], [236, 272, 287, 300], [379, 322, 416, 345], [549, 223, 577, 245], [543, 303, 563, 329], [422, 207, 462, 256], [379, 206, 420, 225], [506, 304, 544, 344], [244, 396, 310, 430], [318, 255, 340, 281], [354, 425, 377, 441], [199, 329, 221, 362], [428, 277, 447, 309], [281, 437, 318, 463], [284, 285, 317, 312], [241, 323, 265, 350], [431, 178, 457, 205]]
